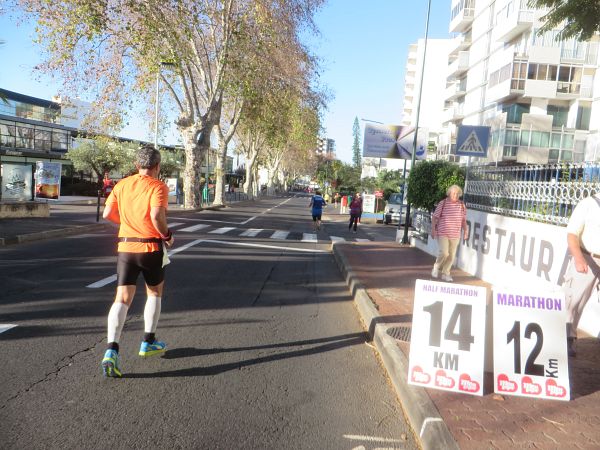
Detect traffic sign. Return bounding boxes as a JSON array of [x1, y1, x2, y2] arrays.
[[456, 126, 490, 157]]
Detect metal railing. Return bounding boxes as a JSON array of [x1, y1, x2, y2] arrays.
[[464, 162, 600, 225]]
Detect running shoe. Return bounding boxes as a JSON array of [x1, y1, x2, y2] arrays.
[[139, 340, 167, 357], [101, 349, 122, 378]]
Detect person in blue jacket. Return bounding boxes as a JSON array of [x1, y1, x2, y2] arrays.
[[309, 190, 327, 231]]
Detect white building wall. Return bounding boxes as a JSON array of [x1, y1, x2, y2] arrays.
[[402, 39, 451, 136], [440, 0, 600, 164]]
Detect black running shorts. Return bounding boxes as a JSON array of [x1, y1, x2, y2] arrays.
[[312, 213, 322, 221], [117, 251, 165, 286]]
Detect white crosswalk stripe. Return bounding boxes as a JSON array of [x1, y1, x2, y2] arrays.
[[209, 227, 236, 234], [330, 236, 345, 242], [167, 222, 185, 228], [270, 230, 289, 240], [0, 324, 17, 334], [179, 224, 210, 232], [302, 233, 317, 243], [240, 228, 263, 237], [355, 238, 370, 242]]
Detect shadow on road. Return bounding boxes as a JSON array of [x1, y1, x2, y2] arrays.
[[123, 331, 368, 378]]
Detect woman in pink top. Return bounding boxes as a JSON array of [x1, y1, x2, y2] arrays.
[[430, 185, 468, 282]]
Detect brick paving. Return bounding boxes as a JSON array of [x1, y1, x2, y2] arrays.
[[336, 241, 600, 449]]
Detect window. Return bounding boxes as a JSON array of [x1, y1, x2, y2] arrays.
[[503, 103, 530, 124], [35, 129, 52, 152], [52, 131, 69, 152], [505, 129, 520, 145], [511, 60, 527, 90], [0, 121, 15, 148], [15, 125, 34, 149], [530, 131, 550, 147], [547, 105, 569, 127], [527, 63, 558, 81], [576, 105, 591, 130], [557, 65, 582, 94]]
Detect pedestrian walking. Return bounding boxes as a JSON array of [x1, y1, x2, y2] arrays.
[[340, 193, 348, 214], [430, 185, 468, 282], [100, 144, 175, 377], [348, 192, 363, 233], [563, 192, 600, 357], [334, 192, 341, 207], [309, 190, 327, 231]]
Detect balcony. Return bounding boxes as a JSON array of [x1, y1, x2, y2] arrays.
[[442, 105, 465, 124], [493, 8, 534, 43], [445, 79, 467, 101], [448, 34, 472, 57], [449, 2, 474, 33], [447, 51, 469, 79]]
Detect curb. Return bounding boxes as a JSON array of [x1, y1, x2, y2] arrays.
[[331, 242, 459, 450], [0, 223, 110, 246]]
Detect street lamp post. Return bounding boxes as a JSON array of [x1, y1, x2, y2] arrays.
[[402, 0, 432, 244]]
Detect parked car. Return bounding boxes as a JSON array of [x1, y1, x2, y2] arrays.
[[383, 192, 408, 225]]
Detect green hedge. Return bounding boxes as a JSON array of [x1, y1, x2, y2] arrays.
[[407, 160, 466, 212]]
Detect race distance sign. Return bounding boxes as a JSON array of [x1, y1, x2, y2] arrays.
[[408, 280, 487, 396], [493, 287, 570, 401]]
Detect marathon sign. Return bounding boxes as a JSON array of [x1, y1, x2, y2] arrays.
[[408, 279, 487, 396], [493, 287, 570, 401]]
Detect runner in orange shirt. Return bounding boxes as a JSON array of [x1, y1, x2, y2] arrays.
[[100, 144, 175, 377]]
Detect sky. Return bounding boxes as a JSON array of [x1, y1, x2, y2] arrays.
[[0, 0, 451, 165]]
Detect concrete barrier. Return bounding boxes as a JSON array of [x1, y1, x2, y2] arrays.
[[0, 202, 49, 218]]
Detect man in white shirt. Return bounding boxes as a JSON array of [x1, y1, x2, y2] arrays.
[[563, 193, 600, 357]]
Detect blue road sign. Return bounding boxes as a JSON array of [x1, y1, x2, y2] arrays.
[[456, 126, 490, 157]]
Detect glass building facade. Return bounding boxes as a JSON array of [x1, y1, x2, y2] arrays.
[[0, 89, 74, 155]]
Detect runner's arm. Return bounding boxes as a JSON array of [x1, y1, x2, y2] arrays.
[[567, 232, 588, 273], [151, 206, 174, 247], [102, 202, 120, 224]]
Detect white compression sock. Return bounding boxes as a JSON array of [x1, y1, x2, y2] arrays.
[[107, 302, 129, 344], [144, 296, 162, 333]]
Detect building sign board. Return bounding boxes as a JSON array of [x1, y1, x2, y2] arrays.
[[363, 123, 428, 160], [493, 287, 570, 401], [408, 279, 487, 396]]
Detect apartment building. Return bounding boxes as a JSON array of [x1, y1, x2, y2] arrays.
[[401, 38, 452, 156], [440, 0, 600, 164], [317, 137, 336, 159]]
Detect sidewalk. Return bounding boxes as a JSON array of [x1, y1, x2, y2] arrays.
[[332, 241, 600, 450], [0, 198, 108, 245]]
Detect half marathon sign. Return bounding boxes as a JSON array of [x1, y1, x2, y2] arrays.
[[408, 279, 487, 396], [493, 287, 570, 401]]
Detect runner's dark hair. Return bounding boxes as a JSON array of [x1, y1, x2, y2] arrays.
[[136, 144, 161, 169]]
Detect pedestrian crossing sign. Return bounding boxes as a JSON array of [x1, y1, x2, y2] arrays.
[[456, 126, 490, 157]]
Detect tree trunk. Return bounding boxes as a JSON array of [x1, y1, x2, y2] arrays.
[[213, 140, 228, 206], [243, 149, 258, 195], [181, 120, 215, 209], [181, 128, 203, 209]]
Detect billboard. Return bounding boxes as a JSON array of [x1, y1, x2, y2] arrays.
[[1, 163, 32, 201], [35, 161, 62, 200], [363, 123, 428, 159]]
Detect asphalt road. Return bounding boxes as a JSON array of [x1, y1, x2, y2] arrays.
[[0, 196, 417, 449]]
